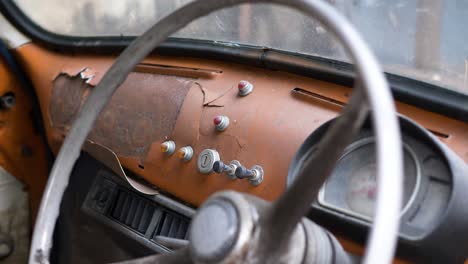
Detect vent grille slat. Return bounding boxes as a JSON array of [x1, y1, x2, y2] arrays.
[[125, 197, 138, 225], [111, 192, 126, 219], [154, 211, 189, 240], [159, 213, 173, 236], [170, 218, 177, 237], [168, 217, 179, 237], [131, 200, 144, 229], [138, 203, 153, 233], [176, 220, 188, 239], [108, 189, 189, 241], [120, 195, 132, 220], [110, 190, 156, 234]]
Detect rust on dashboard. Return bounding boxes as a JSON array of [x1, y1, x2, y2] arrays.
[[50, 71, 193, 160], [88, 73, 193, 159], [49, 73, 90, 130]]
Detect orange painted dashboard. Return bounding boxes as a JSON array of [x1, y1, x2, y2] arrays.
[[15, 44, 468, 207], [14, 43, 468, 263]]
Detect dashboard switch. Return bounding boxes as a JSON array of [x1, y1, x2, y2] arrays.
[[235, 165, 264, 186], [160, 140, 176, 155], [213, 160, 241, 179], [177, 146, 193, 162], [197, 149, 220, 174], [214, 115, 230, 131], [238, 80, 253, 96]]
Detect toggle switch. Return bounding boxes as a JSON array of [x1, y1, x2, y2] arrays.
[[238, 80, 253, 96], [213, 160, 241, 179], [235, 165, 264, 186], [178, 146, 193, 162], [160, 140, 176, 155]]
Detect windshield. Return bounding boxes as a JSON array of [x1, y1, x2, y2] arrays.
[[13, 0, 468, 95]]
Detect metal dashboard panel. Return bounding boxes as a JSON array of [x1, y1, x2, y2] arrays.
[[15, 44, 468, 209]]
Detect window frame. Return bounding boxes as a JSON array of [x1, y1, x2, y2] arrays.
[[0, 0, 466, 122]]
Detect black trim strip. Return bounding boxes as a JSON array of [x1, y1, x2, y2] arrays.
[[0, 0, 466, 122]]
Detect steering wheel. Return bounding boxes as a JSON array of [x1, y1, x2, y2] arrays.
[[28, 0, 403, 263]]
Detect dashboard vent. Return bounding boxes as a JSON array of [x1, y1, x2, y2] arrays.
[[110, 190, 156, 234], [153, 211, 189, 240]]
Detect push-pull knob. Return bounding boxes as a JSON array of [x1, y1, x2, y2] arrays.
[[235, 165, 264, 186], [213, 160, 241, 179]]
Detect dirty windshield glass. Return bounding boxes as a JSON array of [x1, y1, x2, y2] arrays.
[[13, 0, 468, 94]]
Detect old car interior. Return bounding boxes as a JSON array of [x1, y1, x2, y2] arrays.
[[0, 0, 466, 263]]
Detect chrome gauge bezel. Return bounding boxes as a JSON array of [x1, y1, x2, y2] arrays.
[[317, 137, 422, 222]]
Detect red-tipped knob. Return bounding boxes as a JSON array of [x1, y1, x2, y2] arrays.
[[238, 81, 247, 90], [214, 116, 222, 125], [237, 80, 253, 96]]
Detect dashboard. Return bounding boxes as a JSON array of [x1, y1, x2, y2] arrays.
[[16, 44, 468, 262]]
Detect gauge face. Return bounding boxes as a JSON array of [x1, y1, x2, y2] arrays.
[[319, 138, 420, 220]]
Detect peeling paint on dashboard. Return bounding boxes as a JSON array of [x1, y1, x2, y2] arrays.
[[50, 71, 193, 160]]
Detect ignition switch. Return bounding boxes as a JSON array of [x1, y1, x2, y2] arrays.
[[197, 149, 220, 174]]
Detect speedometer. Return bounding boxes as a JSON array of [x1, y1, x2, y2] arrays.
[[289, 116, 457, 259], [318, 137, 420, 220]]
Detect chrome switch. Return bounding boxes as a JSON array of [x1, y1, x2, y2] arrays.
[[235, 165, 264, 186], [213, 160, 241, 179], [197, 149, 220, 174]]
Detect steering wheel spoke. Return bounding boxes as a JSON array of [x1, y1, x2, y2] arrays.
[[258, 86, 368, 253]]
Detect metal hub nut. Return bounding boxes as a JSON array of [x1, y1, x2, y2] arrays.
[[189, 192, 254, 264]]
